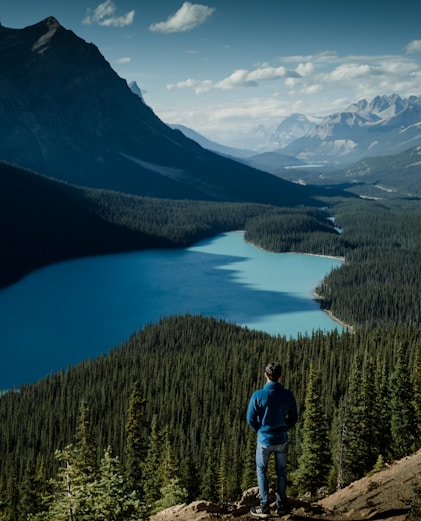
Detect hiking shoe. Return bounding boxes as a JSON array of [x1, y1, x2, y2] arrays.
[[250, 504, 271, 518]]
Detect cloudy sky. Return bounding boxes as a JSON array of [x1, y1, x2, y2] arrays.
[[2, 0, 421, 148]]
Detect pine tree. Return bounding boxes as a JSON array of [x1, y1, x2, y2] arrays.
[[359, 353, 380, 470], [74, 400, 97, 477], [159, 426, 179, 487], [29, 402, 99, 521], [125, 381, 148, 495], [0, 478, 6, 520], [374, 355, 392, 460], [340, 356, 369, 484], [216, 442, 229, 505], [200, 424, 218, 502], [3, 472, 19, 521], [412, 342, 421, 442], [20, 458, 48, 519], [152, 478, 188, 514], [228, 443, 242, 502], [390, 343, 417, 459], [150, 426, 187, 514], [30, 415, 146, 520], [20, 454, 53, 518], [179, 456, 200, 503], [293, 365, 331, 497], [142, 415, 163, 506], [332, 397, 347, 491], [241, 429, 257, 493], [89, 446, 144, 521]]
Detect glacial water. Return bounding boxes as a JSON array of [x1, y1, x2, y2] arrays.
[[0, 231, 343, 389]]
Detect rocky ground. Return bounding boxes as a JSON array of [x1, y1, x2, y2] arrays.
[[151, 449, 421, 521]]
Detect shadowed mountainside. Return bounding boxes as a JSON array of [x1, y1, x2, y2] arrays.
[[0, 17, 321, 206]]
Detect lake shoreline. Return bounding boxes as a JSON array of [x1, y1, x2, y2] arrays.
[[0, 231, 347, 388], [313, 290, 354, 333], [243, 233, 351, 332]]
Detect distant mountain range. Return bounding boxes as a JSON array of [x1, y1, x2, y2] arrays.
[[170, 114, 318, 157], [166, 96, 421, 172], [169, 124, 306, 173], [0, 17, 319, 207], [3, 17, 419, 205], [265, 113, 319, 150], [166, 95, 421, 195], [167, 94, 421, 198], [282, 94, 421, 165], [169, 124, 257, 159]]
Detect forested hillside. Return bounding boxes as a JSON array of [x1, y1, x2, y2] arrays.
[[316, 199, 421, 328], [2, 161, 421, 519], [245, 199, 421, 329], [0, 316, 420, 520], [0, 161, 340, 289]]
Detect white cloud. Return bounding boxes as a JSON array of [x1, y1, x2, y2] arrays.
[[329, 63, 381, 81], [167, 64, 301, 93], [296, 62, 315, 76], [167, 52, 421, 101], [405, 39, 421, 54], [280, 52, 421, 101], [160, 48, 421, 148], [116, 57, 131, 64], [149, 2, 215, 33], [83, 0, 135, 27], [167, 78, 214, 94], [215, 69, 258, 89], [282, 51, 339, 64]]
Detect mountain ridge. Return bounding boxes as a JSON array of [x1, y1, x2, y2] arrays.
[[0, 17, 318, 206], [281, 94, 421, 165], [266, 113, 318, 150]]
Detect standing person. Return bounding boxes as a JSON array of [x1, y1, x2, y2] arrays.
[[246, 362, 298, 518]]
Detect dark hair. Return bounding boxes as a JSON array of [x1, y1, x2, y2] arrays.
[[265, 362, 282, 381]]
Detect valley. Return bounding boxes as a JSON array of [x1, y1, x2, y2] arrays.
[[0, 14, 420, 521]]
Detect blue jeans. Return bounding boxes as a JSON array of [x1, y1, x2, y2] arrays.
[[256, 440, 288, 507]]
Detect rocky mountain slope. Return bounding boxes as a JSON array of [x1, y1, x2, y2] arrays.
[[150, 449, 421, 521], [266, 113, 318, 150], [0, 17, 317, 206], [282, 94, 421, 166]]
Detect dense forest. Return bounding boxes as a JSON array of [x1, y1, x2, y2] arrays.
[[2, 164, 421, 519], [0, 161, 341, 289], [0, 316, 420, 520], [245, 199, 421, 330], [317, 199, 421, 328]]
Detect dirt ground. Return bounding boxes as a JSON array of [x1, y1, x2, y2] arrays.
[[150, 449, 421, 521]]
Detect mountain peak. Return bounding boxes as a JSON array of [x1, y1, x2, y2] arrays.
[[0, 17, 315, 206], [128, 81, 145, 102], [31, 17, 62, 54], [37, 16, 61, 28], [282, 93, 421, 164]]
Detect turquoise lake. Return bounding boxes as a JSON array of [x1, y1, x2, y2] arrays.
[[0, 231, 343, 389]]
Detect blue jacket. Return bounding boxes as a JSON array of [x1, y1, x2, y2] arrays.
[[246, 381, 298, 445]]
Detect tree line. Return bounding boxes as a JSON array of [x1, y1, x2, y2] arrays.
[[0, 160, 338, 289]]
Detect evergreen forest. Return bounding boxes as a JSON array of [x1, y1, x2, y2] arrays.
[[1, 169, 421, 519]]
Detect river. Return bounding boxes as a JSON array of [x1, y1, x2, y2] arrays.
[[0, 231, 342, 389]]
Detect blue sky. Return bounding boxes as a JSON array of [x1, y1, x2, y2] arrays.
[[2, 0, 421, 148]]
